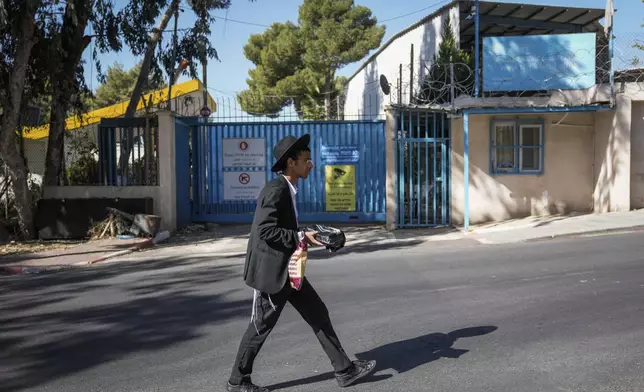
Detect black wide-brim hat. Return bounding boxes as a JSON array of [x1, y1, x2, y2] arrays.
[[271, 134, 311, 173]]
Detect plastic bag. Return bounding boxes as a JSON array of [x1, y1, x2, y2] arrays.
[[288, 239, 308, 290]]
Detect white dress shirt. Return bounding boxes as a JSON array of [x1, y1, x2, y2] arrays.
[[283, 175, 304, 242]]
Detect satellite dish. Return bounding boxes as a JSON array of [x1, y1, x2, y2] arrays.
[[379, 75, 391, 95]]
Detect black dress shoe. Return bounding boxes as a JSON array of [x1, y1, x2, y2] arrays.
[[226, 379, 270, 392], [334, 360, 377, 387]]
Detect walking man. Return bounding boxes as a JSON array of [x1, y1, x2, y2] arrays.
[[226, 134, 376, 392]]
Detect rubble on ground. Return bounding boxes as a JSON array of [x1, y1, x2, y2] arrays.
[[88, 208, 162, 240]]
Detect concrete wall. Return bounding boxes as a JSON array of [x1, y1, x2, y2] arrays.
[[593, 95, 632, 213], [451, 112, 596, 225], [42, 111, 180, 233], [629, 101, 644, 208], [343, 4, 459, 120]]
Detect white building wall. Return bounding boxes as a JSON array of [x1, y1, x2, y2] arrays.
[[343, 4, 460, 120]]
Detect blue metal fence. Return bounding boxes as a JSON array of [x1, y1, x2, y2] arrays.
[[396, 109, 451, 228], [187, 119, 386, 224]]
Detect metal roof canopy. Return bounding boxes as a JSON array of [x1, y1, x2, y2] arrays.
[[459, 0, 607, 49]]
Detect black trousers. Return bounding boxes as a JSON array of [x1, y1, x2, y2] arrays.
[[229, 278, 352, 384]]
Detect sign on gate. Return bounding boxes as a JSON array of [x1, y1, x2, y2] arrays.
[[325, 165, 356, 211], [223, 171, 266, 201], [222, 138, 266, 167], [320, 145, 360, 165]]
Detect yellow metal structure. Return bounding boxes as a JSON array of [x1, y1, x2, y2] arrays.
[[23, 79, 216, 140]]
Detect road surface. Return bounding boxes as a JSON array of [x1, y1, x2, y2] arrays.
[[2, 231, 644, 392]]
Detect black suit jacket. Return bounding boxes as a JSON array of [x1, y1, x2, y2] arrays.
[[243, 176, 300, 294]]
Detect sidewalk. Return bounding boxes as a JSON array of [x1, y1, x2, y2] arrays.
[[150, 223, 403, 257], [393, 209, 644, 244], [0, 237, 155, 275], [467, 209, 644, 244], [3, 210, 643, 276]]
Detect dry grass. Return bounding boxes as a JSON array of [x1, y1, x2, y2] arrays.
[[0, 240, 83, 257]]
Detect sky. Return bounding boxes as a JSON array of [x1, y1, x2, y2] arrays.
[[82, 0, 644, 105]]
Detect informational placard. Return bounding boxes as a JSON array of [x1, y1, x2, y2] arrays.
[[223, 171, 266, 201], [325, 165, 356, 212], [222, 138, 266, 168], [320, 145, 360, 165]]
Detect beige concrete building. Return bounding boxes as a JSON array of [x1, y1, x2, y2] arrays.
[[343, 0, 644, 230], [448, 86, 644, 226]]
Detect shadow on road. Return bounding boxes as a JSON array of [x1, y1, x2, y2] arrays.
[[265, 326, 498, 390], [176, 239, 427, 262], [0, 257, 248, 392], [308, 239, 425, 259]]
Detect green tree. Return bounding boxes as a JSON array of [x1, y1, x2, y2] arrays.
[[238, 0, 385, 119], [90, 62, 167, 109], [119, 0, 242, 118], [0, 0, 41, 238], [416, 15, 474, 106], [116, 0, 242, 174], [43, 0, 120, 186], [1, 0, 118, 236]]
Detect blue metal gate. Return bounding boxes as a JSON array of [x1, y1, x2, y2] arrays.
[[396, 109, 451, 228], [186, 119, 386, 224]]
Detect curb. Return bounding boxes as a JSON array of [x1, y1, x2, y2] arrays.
[[81, 238, 154, 265], [0, 236, 162, 276], [522, 225, 644, 243]]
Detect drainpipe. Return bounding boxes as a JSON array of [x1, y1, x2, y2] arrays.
[[474, 0, 480, 98], [463, 111, 470, 232]]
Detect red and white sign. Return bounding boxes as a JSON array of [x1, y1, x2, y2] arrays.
[[223, 171, 265, 201], [222, 138, 266, 168], [238, 173, 250, 184]]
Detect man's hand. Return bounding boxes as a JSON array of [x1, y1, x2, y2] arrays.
[[304, 231, 324, 246]]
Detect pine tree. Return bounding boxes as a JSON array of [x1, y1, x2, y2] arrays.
[[416, 15, 474, 106]]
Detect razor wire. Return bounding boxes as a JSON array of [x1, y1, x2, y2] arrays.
[[385, 32, 644, 111]]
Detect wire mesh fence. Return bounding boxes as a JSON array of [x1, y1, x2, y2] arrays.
[[203, 93, 382, 123]]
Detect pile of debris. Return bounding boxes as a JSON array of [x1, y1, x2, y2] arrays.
[[89, 208, 161, 240]]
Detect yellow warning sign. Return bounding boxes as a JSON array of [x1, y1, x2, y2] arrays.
[[325, 165, 356, 212]]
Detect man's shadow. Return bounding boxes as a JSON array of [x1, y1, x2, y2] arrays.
[[265, 325, 497, 390]]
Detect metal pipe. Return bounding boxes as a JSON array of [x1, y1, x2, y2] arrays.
[[474, 0, 480, 97], [609, 27, 615, 107], [463, 112, 470, 232]]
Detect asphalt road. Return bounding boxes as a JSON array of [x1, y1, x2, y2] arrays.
[[2, 231, 644, 392]]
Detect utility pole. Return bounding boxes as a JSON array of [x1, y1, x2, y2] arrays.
[[199, 38, 211, 118], [202, 43, 208, 113], [167, 5, 179, 111]]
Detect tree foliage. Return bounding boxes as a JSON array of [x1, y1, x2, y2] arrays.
[[43, 0, 122, 186], [117, 0, 236, 118], [416, 15, 474, 106], [114, 0, 238, 175], [0, 0, 247, 236], [90, 62, 167, 110], [0, 0, 121, 236], [637, 0, 644, 52], [237, 0, 385, 119]]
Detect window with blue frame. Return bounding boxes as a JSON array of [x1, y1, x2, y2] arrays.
[[490, 118, 544, 174]]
